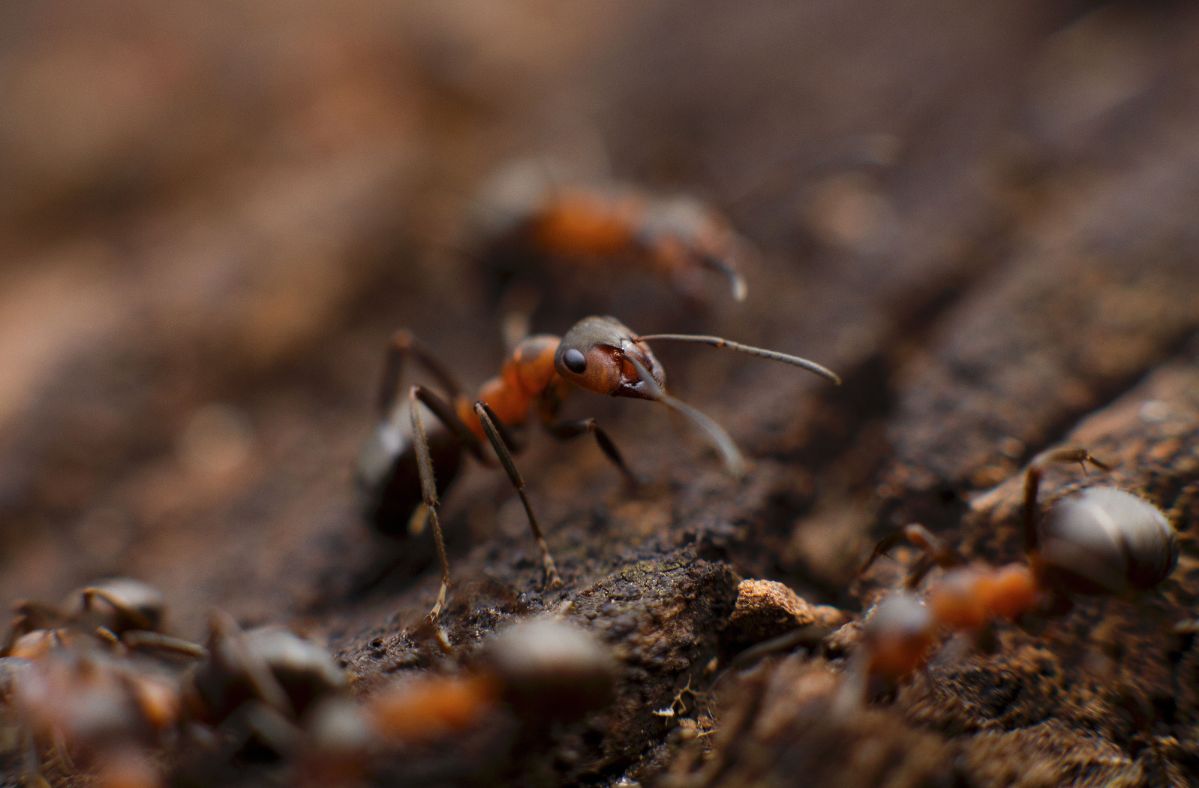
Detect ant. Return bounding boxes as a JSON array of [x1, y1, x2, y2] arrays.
[[849, 446, 1178, 696], [472, 162, 749, 315], [366, 618, 616, 745], [356, 316, 840, 636], [5, 642, 185, 788], [185, 611, 347, 756], [3, 578, 205, 661]]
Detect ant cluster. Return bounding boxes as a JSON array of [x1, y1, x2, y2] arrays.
[[3, 166, 1183, 784], [3, 170, 788, 785], [0, 577, 616, 786], [0, 579, 352, 785], [355, 165, 1182, 716]]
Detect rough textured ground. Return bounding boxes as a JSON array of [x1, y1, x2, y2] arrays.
[[2, 2, 1198, 785]]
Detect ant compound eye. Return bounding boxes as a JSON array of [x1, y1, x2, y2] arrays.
[[562, 348, 587, 374]]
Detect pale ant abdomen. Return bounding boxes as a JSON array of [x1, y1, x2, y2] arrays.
[[1034, 485, 1177, 596]]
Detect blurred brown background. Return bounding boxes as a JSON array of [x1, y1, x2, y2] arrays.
[[2, 2, 1198, 782]]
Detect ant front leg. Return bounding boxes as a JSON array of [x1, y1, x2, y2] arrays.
[[544, 418, 640, 487], [474, 402, 563, 588], [1022, 446, 1110, 554]]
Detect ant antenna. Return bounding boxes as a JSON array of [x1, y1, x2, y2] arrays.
[[634, 334, 841, 385], [625, 355, 747, 478]]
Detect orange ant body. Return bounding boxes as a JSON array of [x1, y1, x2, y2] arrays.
[[473, 163, 749, 307], [854, 447, 1178, 688], [356, 316, 840, 634]]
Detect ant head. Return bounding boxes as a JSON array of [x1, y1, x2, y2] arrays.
[[555, 316, 666, 399]]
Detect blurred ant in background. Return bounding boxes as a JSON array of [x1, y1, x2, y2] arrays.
[[7, 647, 184, 788], [845, 447, 1178, 704], [356, 315, 840, 641], [1, 578, 204, 788], [3, 577, 204, 661], [184, 611, 347, 759], [366, 617, 616, 746], [469, 161, 750, 346]]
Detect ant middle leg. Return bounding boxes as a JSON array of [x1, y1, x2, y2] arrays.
[[544, 418, 640, 486], [1022, 446, 1110, 553], [474, 402, 563, 588]]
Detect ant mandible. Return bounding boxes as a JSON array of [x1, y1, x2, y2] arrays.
[[356, 316, 840, 633], [851, 446, 1178, 692]]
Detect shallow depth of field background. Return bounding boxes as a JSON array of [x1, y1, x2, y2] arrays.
[[2, 3, 1199, 783]]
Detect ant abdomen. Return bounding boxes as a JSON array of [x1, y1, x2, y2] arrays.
[[1038, 486, 1178, 595], [356, 418, 463, 537]]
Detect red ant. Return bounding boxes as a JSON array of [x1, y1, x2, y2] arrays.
[[355, 316, 840, 637], [848, 447, 1178, 697], [473, 162, 749, 310]]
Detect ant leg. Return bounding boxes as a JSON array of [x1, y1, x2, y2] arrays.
[[474, 402, 563, 588], [408, 388, 455, 627], [860, 524, 961, 589], [208, 612, 294, 718], [1022, 446, 1111, 553], [410, 386, 488, 464], [80, 587, 155, 632], [728, 622, 836, 670], [2, 611, 38, 656], [121, 630, 208, 659], [544, 418, 640, 486], [406, 385, 511, 648], [376, 330, 466, 417]]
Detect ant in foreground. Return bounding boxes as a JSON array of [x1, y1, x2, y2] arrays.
[[847, 447, 1178, 701], [472, 162, 749, 315], [356, 316, 840, 635]]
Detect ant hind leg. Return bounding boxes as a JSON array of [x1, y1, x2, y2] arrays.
[[376, 331, 466, 417], [408, 387, 456, 633]]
